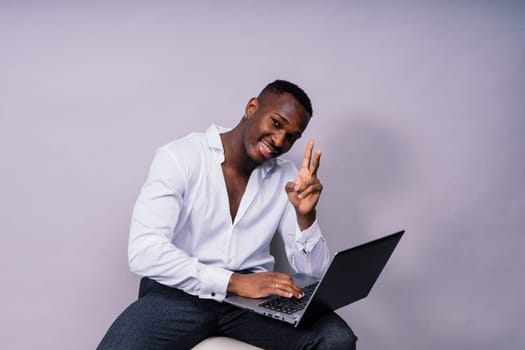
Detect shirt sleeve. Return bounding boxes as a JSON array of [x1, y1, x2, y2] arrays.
[[278, 202, 331, 277], [128, 147, 232, 301]]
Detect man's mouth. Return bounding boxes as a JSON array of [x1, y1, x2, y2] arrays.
[[259, 141, 276, 159]]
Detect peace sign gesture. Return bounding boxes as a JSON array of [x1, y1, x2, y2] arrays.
[[285, 140, 323, 230]]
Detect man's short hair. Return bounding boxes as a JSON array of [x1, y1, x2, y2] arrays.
[[258, 80, 313, 117]]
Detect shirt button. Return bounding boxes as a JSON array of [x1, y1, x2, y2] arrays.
[[211, 292, 216, 297]]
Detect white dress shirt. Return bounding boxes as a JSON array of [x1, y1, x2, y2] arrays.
[[128, 125, 330, 301]]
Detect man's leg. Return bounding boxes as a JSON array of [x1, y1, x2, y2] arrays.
[[97, 278, 220, 350], [217, 306, 357, 350]]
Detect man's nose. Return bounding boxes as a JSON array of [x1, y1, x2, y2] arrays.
[[272, 130, 286, 149]]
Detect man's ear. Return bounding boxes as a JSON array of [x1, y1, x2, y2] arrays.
[[245, 97, 259, 119]]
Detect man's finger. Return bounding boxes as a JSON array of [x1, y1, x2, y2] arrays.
[[297, 183, 323, 199], [310, 149, 322, 175], [301, 140, 314, 170], [269, 274, 303, 297], [284, 182, 296, 194], [271, 280, 303, 298]]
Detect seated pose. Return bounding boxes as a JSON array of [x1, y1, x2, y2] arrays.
[[98, 80, 357, 350]]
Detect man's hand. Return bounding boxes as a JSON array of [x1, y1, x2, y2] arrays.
[[285, 140, 323, 230], [227, 271, 304, 299]]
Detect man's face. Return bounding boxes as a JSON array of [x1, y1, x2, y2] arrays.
[[243, 92, 310, 165]]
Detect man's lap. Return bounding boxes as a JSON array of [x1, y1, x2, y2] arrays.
[[98, 278, 357, 350]]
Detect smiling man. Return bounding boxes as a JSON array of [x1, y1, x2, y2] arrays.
[[98, 80, 357, 349]]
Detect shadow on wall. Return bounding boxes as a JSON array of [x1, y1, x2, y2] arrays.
[[272, 114, 410, 272]]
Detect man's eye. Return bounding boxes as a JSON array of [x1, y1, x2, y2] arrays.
[[271, 118, 281, 128]]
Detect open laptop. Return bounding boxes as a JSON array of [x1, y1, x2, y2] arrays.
[[224, 230, 404, 328]]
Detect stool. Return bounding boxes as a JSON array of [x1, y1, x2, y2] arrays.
[[192, 336, 263, 349]]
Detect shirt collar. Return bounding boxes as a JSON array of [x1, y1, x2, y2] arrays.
[[205, 124, 277, 174]]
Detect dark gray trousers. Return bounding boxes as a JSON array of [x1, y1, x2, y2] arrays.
[[97, 277, 357, 350]]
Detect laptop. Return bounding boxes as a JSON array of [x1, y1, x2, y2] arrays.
[[224, 230, 404, 328]]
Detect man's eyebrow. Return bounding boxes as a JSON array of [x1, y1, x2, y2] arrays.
[[273, 113, 289, 124]]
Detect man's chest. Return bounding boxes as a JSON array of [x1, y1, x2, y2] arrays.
[[182, 164, 287, 228]]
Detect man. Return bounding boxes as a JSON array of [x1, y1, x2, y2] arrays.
[[98, 80, 357, 349]]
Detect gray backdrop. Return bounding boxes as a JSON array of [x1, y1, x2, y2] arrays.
[[1, 1, 524, 349]]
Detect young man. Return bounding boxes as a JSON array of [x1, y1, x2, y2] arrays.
[[98, 80, 357, 349]]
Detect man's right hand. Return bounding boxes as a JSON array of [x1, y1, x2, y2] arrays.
[[227, 271, 304, 299]]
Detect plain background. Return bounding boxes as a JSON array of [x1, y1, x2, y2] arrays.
[[1, 1, 524, 349]]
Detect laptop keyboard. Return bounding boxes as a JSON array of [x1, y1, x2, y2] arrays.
[[258, 282, 319, 315]]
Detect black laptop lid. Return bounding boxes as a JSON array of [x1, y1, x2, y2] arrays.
[[300, 230, 404, 326]]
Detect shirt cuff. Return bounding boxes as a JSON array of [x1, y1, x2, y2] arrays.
[[198, 264, 233, 301], [294, 219, 323, 254]]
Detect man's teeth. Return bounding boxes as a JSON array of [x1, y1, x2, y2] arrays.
[[262, 143, 274, 155]]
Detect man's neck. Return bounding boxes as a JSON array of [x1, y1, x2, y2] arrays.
[[220, 126, 255, 176]]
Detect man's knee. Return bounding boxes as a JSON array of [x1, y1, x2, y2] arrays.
[[333, 325, 358, 350], [320, 324, 357, 350], [313, 314, 358, 350]]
